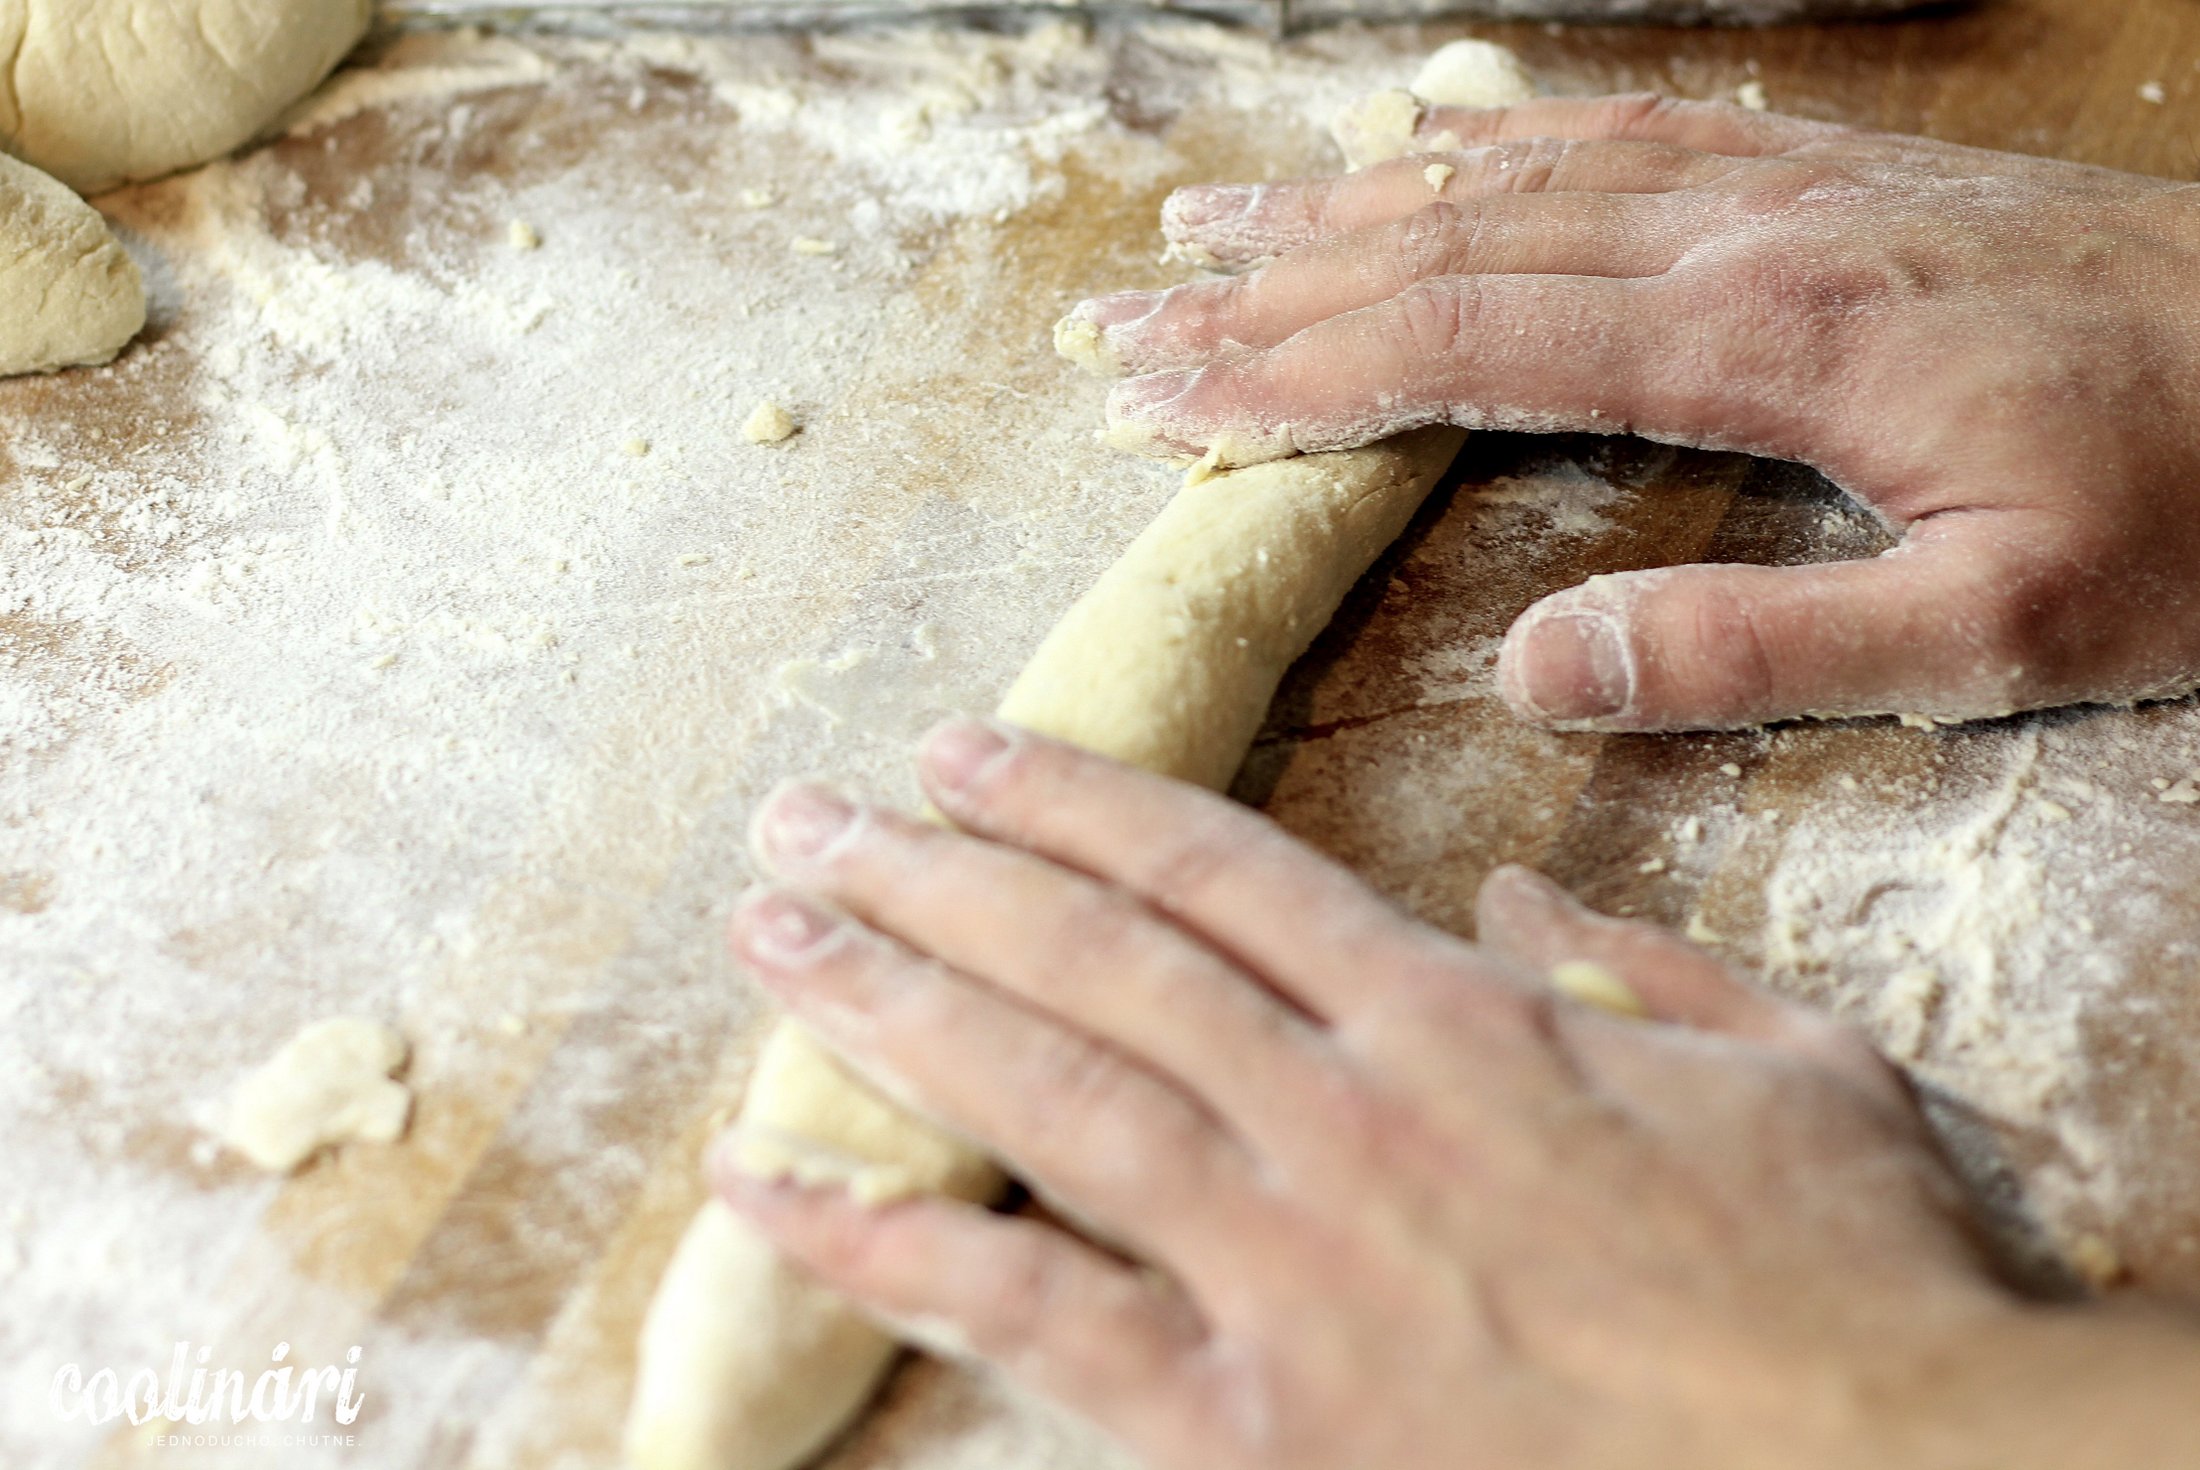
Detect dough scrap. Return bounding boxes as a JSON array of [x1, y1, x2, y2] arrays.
[[0, 150, 144, 376], [0, 0, 373, 195], [217, 1016, 411, 1173], [1330, 39, 1539, 170], [743, 400, 798, 444], [1549, 960, 1649, 1018]]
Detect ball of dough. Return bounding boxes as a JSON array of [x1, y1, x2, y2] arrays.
[[0, 0, 374, 195], [0, 150, 144, 377]]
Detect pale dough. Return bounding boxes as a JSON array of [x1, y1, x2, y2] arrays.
[[0, 0, 372, 195], [743, 401, 799, 444], [626, 42, 1528, 1470], [216, 1016, 411, 1173], [0, 150, 144, 376], [1331, 39, 1539, 171]]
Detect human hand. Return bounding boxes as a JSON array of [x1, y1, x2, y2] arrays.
[[1066, 97, 2200, 730], [704, 719, 2193, 1470]]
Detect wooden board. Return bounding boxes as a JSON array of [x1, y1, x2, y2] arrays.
[[6, 4, 2199, 1467]]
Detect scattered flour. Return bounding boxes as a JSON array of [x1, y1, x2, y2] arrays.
[[3, 21, 2195, 1470]]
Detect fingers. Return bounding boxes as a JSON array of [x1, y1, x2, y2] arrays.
[[745, 779, 1333, 1163], [1412, 92, 1847, 161], [1473, 865, 1914, 1113], [1102, 271, 1700, 467], [728, 880, 1262, 1271], [1074, 194, 1694, 377], [914, 718, 1499, 1029], [715, 1167, 1207, 1438], [1494, 520, 2055, 731], [1157, 140, 1741, 268], [1474, 866, 1794, 1043]]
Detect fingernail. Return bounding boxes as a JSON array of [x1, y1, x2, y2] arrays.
[[1502, 609, 1633, 723], [1109, 369, 1199, 421], [733, 886, 845, 963], [921, 717, 1012, 794], [1080, 288, 1165, 330], [1485, 863, 1563, 907], [752, 782, 859, 866], [1163, 183, 1259, 232]]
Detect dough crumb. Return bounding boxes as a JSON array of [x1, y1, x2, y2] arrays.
[[2067, 1231, 2127, 1289], [790, 236, 838, 256], [1330, 88, 1425, 171], [508, 219, 542, 250], [1685, 913, 1723, 945], [742, 400, 798, 444], [1052, 312, 1114, 374], [738, 186, 775, 208], [1719, 762, 1743, 778], [622, 437, 652, 458], [1549, 961, 1647, 1019], [217, 1018, 411, 1173], [1410, 40, 1538, 111], [1422, 162, 1456, 191], [2139, 81, 2167, 105], [1736, 80, 1770, 112]]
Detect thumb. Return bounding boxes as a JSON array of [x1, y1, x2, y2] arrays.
[[1496, 529, 2039, 732]]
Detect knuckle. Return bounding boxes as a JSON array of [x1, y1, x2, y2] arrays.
[[1130, 804, 1260, 915], [1389, 276, 1480, 362], [1465, 137, 1571, 194], [1733, 157, 1851, 215], [1595, 92, 1678, 140], [1041, 885, 1150, 976], [1502, 136, 1577, 193], [976, 1236, 1071, 1356], [1039, 1031, 1138, 1121], [1392, 199, 1471, 286], [1696, 255, 1864, 387], [1688, 580, 1786, 718]]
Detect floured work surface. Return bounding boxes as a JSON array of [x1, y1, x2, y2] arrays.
[[5, 5, 2199, 1467]]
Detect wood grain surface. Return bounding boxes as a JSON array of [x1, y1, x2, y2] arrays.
[[10, 3, 2200, 1467]]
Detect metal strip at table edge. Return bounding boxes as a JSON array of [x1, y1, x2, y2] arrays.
[[380, 0, 1492, 40]]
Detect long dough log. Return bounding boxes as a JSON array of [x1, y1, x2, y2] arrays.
[[625, 426, 1464, 1470]]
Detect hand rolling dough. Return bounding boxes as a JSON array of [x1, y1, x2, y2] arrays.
[[627, 37, 1528, 1468], [0, 0, 371, 194], [0, 150, 144, 376], [626, 428, 1463, 1470]]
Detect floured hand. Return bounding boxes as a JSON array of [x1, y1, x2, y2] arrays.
[[1074, 96, 2200, 730], [710, 722, 2200, 1470]]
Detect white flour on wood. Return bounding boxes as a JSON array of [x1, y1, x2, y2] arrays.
[[3, 21, 2197, 1470]]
